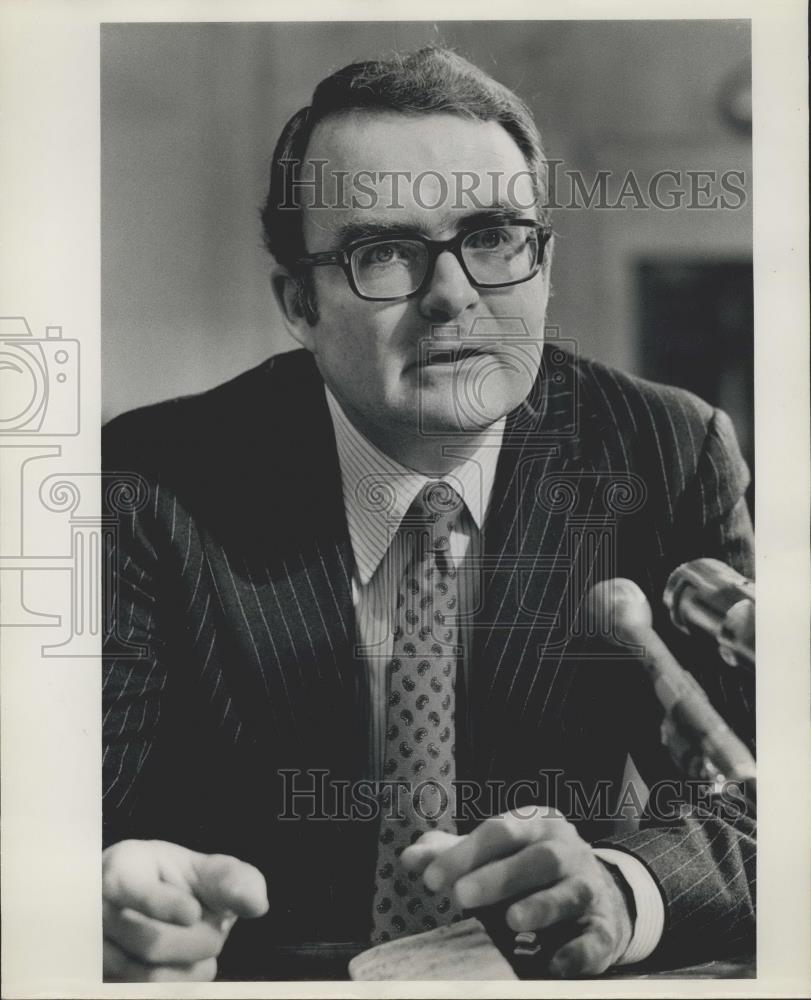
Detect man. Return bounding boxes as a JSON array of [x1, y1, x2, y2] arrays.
[[101, 47, 755, 981]]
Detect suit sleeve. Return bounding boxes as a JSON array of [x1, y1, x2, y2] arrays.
[[596, 406, 756, 965], [668, 406, 754, 579]]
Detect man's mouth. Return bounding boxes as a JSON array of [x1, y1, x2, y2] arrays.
[[424, 346, 489, 366]]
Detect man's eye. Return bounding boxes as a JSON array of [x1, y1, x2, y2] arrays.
[[360, 243, 413, 266], [468, 228, 510, 250], [371, 245, 396, 263]]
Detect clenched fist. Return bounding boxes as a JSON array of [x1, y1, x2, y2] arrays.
[[402, 806, 633, 977], [103, 839, 268, 982]]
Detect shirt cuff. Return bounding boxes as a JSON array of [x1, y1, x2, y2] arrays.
[[593, 847, 665, 965]]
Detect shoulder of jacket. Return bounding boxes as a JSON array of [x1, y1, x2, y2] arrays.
[[565, 353, 716, 453], [102, 349, 320, 468], [574, 354, 712, 425]]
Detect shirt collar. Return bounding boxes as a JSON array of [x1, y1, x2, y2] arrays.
[[325, 386, 505, 585]]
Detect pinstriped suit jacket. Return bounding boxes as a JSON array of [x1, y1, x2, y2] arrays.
[[102, 346, 755, 977]]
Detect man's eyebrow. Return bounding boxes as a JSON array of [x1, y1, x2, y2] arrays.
[[459, 205, 533, 227], [330, 220, 410, 246], [329, 205, 536, 247]]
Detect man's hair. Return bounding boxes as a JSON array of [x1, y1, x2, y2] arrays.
[[260, 46, 549, 272]]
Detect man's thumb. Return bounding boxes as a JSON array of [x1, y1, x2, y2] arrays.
[[193, 854, 269, 919]]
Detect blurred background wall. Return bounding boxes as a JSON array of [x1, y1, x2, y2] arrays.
[[101, 20, 752, 485]]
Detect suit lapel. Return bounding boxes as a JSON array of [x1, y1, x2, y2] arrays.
[[199, 355, 365, 777], [468, 437, 576, 777], [467, 345, 595, 780], [465, 345, 652, 786]]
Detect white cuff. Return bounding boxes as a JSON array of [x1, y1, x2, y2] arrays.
[[593, 847, 665, 965]]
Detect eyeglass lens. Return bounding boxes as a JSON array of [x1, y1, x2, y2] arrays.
[[349, 225, 541, 298]]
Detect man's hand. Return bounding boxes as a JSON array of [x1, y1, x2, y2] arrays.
[[103, 839, 269, 982], [401, 806, 633, 977]]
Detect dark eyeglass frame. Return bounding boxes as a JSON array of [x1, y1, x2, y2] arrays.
[[295, 220, 553, 302]]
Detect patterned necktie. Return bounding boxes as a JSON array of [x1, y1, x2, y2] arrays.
[[370, 481, 466, 943]]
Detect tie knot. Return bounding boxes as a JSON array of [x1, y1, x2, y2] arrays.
[[414, 479, 463, 521], [414, 481, 464, 522], [407, 482, 465, 560]]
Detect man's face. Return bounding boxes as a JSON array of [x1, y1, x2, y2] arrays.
[[289, 111, 551, 440]]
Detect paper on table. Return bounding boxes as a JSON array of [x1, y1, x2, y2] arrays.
[[348, 917, 518, 981]]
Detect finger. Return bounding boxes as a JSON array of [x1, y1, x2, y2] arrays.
[[506, 876, 595, 933], [548, 921, 615, 978], [192, 854, 269, 919], [103, 938, 217, 982], [103, 846, 202, 926], [423, 808, 559, 892], [103, 902, 228, 965], [452, 838, 580, 910], [400, 831, 461, 876]]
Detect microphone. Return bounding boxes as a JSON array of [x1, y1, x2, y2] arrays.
[[664, 559, 755, 670], [588, 578, 756, 786]]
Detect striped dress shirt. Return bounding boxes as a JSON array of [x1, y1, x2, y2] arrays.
[[325, 386, 664, 963]]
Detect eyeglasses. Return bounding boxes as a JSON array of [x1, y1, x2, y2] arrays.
[[296, 221, 552, 301]]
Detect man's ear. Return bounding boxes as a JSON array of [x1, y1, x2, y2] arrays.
[[271, 269, 317, 350]]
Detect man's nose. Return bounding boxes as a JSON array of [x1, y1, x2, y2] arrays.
[[418, 251, 479, 322]]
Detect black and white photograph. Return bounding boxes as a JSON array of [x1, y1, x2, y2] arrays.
[[1, 4, 809, 997]]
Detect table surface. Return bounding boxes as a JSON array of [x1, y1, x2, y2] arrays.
[[251, 942, 755, 981]]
